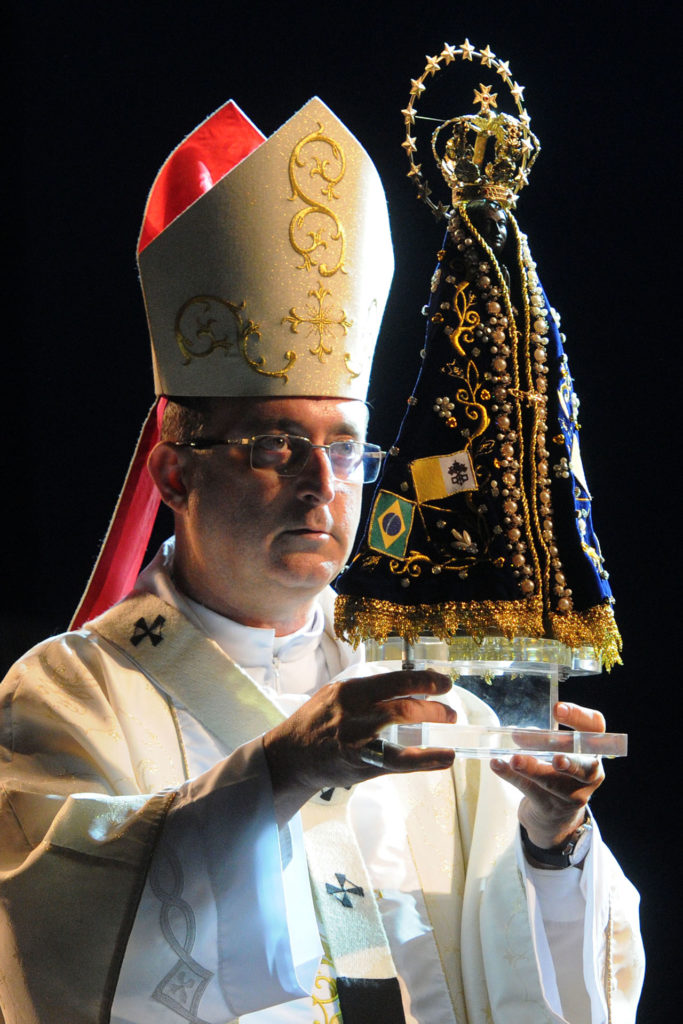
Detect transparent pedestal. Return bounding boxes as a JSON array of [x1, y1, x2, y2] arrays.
[[365, 636, 627, 759]]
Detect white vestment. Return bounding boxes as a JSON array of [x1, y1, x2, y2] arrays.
[[0, 542, 644, 1024]]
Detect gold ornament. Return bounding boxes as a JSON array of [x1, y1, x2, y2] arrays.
[[402, 42, 541, 216]]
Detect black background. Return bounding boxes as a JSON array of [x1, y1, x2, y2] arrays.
[[9, 2, 678, 1017]]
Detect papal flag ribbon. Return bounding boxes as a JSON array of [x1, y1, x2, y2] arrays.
[[368, 491, 415, 558], [410, 450, 477, 504]]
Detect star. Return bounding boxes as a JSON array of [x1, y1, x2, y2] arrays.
[[401, 105, 416, 125], [432, 199, 450, 220], [496, 59, 511, 81], [410, 78, 426, 97], [425, 55, 441, 76], [441, 42, 457, 63], [520, 136, 534, 155], [401, 135, 417, 153], [459, 38, 475, 61], [519, 111, 531, 128], [510, 81, 526, 103], [407, 162, 423, 179], [480, 45, 496, 67], [473, 83, 498, 112]]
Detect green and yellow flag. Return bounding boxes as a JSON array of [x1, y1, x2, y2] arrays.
[[368, 491, 415, 558]]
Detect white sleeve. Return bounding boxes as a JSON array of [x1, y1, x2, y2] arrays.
[[519, 817, 644, 1024], [112, 738, 321, 1023]]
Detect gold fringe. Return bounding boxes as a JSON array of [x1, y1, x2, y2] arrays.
[[335, 593, 545, 646], [549, 604, 622, 671], [334, 594, 622, 671]]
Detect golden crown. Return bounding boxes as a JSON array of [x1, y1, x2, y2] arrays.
[[402, 41, 540, 215]]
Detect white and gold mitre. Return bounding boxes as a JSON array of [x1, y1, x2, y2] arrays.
[[137, 97, 394, 400]]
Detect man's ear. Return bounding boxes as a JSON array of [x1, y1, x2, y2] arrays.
[[147, 443, 191, 511]]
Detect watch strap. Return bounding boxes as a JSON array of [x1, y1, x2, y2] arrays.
[[520, 813, 592, 869]]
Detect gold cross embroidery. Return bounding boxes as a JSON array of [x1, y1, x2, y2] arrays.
[[283, 283, 353, 361]]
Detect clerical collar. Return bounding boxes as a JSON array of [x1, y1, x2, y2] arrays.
[[182, 593, 324, 671]]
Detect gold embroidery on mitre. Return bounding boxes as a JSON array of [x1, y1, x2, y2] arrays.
[[288, 124, 347, 276], [175, 295, 296, 381], [343, 353, 361, 378], [286, 124, 356, 377], [283, 282, 353, 362]]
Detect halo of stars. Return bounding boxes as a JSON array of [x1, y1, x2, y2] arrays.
[[401, 41, 541, 219]]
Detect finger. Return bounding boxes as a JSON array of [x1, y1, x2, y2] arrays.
[[379, 742, 455, 773], [340, 697, 456, 749], [375, 696, 457, 728], [550, 753, 604, 785], [554, 702, 606, 733], [341, 669, 452, 707], [492, 753, 601, 795], [510, 752, 603, 785]]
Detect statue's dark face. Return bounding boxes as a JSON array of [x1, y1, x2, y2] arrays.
[[468, 202, 508, 254]]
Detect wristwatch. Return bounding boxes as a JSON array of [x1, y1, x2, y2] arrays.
[[520, 813, 593, 869]]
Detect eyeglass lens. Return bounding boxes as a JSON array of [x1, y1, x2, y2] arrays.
[[250, 435, 381, 482]]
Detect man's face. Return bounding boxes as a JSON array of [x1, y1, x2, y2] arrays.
[[176, 396, 368, 630]]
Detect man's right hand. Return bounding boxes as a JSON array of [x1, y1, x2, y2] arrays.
[[262, 669, 456, 825]]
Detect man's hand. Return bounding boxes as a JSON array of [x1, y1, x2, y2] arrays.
[[263, 669, 456, 824], [491, 701, 606, 851]]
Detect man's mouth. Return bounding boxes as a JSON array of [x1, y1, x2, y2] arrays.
[[281, 523, 333, 541], [286, 527, 330, 536]]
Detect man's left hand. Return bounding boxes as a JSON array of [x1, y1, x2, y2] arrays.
[[491, 701, 605, 850]]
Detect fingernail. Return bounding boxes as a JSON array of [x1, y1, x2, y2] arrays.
[[491, 758, 505, 771], [555, 755, 570, 770], [556, 703, 569, 720]]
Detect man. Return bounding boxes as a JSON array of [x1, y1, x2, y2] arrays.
[[0, 98, 643, 1023]]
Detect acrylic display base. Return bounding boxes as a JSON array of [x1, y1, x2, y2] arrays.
[[364, 635, 627, 760], [381, 722, 627, 760]]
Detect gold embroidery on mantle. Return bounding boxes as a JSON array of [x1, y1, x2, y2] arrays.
[[443, 356, 490, 446], [175, 296, 296, 381], [446, 281, 480, 358]]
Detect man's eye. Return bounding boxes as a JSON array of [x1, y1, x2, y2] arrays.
[[259, 435, 290, 451], [336, 440, 358, 454]]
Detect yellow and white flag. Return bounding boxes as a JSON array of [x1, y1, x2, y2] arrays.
[[410, 450, 477, 504]]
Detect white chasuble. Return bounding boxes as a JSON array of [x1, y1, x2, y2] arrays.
[[1, 571, 645, 1023]]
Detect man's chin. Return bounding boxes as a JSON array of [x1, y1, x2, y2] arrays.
[[271, 551, 342, 592]]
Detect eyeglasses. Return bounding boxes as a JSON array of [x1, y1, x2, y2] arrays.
[[173, 433, 385, 483]]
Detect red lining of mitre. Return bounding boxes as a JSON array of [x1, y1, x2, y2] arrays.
[[138, 100, 266, 252], [71, 102, 265, 629]]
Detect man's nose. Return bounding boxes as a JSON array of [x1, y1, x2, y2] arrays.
[[295, 445, 337, 503]]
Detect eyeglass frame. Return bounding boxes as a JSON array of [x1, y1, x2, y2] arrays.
[[170, 433, 385, 483]]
